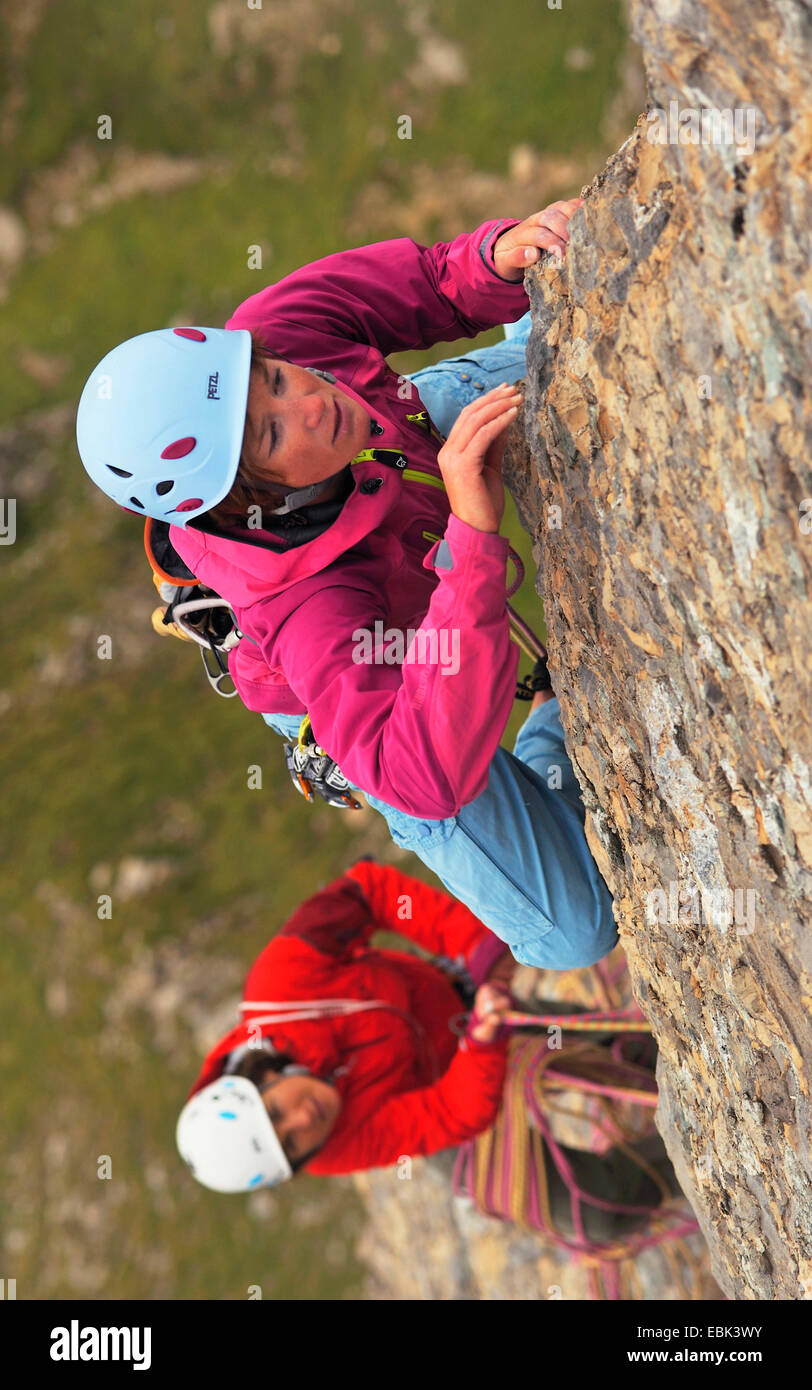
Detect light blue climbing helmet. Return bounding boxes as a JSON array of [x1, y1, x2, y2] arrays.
[[75, 326, 253, 528]]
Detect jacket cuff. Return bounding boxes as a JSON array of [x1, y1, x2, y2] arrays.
[[459, 1030, 509, 1053], [477, 218, 523, 283], [466, 933, 513, 988], [423, 513, 510, 572]]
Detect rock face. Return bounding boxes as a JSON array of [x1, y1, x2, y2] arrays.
[[503, 0, 812, 1300]]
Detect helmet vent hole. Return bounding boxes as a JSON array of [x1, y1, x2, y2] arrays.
[[161, 436, 196, 460], [156, 480, 174, 496], [129, 497, 144, 509], [107, 465, 132, 478]]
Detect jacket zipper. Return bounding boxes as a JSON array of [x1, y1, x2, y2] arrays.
[[403, 468, 446, 492]]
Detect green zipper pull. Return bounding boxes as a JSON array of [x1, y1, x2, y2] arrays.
[[351, 446, 447, 493], [406, 410, 446, 444]]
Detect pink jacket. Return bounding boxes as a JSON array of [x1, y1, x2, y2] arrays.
[[170, 221, 528, 819]]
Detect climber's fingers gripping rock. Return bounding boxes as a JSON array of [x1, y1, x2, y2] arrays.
[[437, 384, 521, 533], [492, 197, 584, 279], [469, 983, 512, 1044]]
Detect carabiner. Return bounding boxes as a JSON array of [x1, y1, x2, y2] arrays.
[[200, 643, 237, 698]]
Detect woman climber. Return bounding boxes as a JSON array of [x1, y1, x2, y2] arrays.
[[176, 857, 676, 1262], [75, 199, 618, 970]]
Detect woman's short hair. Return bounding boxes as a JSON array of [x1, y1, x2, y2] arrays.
[[227, 1044, 294, 1088]]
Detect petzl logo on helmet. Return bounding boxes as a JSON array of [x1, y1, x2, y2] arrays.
[[207, 372, 220, 400]]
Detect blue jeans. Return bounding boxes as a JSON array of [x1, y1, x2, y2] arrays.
[[264, 700, 617, 970], [261, 315, 618, 969], [406, 311, 533, 439]]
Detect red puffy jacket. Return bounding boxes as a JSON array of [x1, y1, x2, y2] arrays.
[[189, 860, 509, 1174]]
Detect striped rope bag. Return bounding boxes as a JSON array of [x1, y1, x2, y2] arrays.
[[452, 1032, 701, 1299]]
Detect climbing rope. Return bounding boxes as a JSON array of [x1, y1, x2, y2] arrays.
[[452, 994, 702, 1299], [503, 1007, 654, 1035]]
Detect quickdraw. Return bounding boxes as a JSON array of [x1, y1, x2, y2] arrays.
[[146, 519, 246, 698]]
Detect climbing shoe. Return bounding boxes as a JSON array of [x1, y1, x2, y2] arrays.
[[515, 651, 552, 700]]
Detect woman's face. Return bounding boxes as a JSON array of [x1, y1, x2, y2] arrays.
[[242, 356, 371, 492], [260, 1072, 341, 1164]]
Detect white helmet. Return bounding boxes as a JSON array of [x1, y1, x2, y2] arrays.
[[176, 1075, 292, 1193]]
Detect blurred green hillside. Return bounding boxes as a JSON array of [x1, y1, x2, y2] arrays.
[[0, 0, 641, 1299]]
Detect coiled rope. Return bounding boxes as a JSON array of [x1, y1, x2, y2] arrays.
[[452, 1006, 702, 1300]]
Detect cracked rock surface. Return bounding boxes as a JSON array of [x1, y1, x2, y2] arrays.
[[503, 0, 812, 1300]]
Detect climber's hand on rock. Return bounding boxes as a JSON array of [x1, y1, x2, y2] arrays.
[[493, 198, 583, 280], [437, 385, 520, 533], [469, 983, 512, 1044]]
